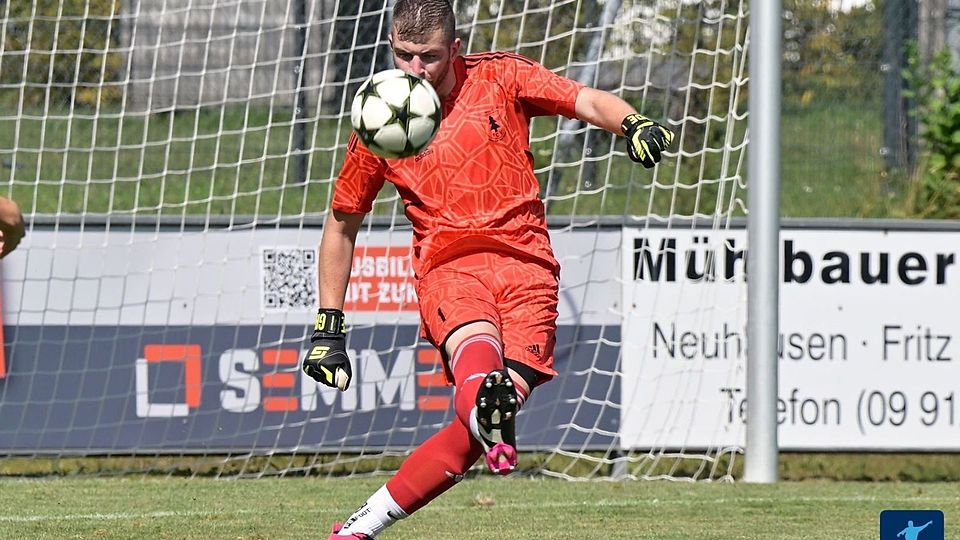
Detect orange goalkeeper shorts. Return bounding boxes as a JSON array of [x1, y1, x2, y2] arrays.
[[416, 251, 559, 386]]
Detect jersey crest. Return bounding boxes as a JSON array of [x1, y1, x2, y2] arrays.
[[487, 112, 506, 141]]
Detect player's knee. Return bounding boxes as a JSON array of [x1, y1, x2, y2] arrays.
[[446, 466, 468, 482], [443, 320, 501, 358], [438, 452, 475, 481], [504, 358, 539, 398]]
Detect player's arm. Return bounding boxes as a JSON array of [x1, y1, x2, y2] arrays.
[[574, 87, 675, 169], [303, 130, 385, 391], [318, 209, 364, 309], [302, 209, 366, 391], [0, 196, 25, 258]]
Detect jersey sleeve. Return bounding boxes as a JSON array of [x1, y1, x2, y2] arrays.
[[331, 133, 388, 214], [511, 58, 584, 119]]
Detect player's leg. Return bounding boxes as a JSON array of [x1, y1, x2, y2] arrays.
[[328, 262, 503, 537], [329, 331, 503, 537], [330, 325, 509, 538], [494, 254, 560, 389], [444, 320, 505, 432], [385, 418, 483, 513], [330, 349, 548, 537], [487, 252, 560, 469], [330, 420, 482, 539], [413, 259, 524, 472], [444, 321, 519, 474], [438, 253, 559, 474]]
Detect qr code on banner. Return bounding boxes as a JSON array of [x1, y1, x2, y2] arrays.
[[261, 247, 317, 312]]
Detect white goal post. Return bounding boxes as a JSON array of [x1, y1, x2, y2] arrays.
[[0, 0, 766, 481]]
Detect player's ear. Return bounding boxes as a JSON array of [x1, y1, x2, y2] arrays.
[[388, 32, 400, 65], [450, 37, 461, 58]]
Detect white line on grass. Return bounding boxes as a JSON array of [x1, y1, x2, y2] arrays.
[[0, 509, 254, 523], [3, 495, 958, 524], [433, 495, 960, 511]]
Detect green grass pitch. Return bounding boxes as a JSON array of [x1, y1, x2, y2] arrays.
[[2, 476, 958, 539]]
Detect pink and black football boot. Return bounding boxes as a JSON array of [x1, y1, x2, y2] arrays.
[[475, 368, 519, 475]]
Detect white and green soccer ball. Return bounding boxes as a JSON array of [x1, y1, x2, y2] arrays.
[[350, 69, 442, 159]]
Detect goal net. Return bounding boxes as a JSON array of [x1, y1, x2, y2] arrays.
[[0, 0, 748, 480]]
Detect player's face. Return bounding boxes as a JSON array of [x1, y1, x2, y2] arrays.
[[389, 29, 460, 98]]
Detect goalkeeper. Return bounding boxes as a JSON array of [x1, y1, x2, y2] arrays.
[[303, 0, 673, 538]]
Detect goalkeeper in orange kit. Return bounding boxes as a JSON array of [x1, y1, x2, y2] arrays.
[[302, 0, 673, 537]]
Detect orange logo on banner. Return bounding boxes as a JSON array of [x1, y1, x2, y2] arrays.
[[144, 344, 202, 408], [345, 246, 418, 312], [416, 348, 451, 411], [260, 349, 300, 412]]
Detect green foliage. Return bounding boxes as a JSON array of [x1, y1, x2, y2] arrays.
[[657, 1, 747, 151], [780, 99, 897, 218], [459, 0, 595, 71], [782, 1, 884, 102], [0, 0, 123, 107], [778, 1, 895, 218], [903, 46, 960, 218], [534, 1, 751, 219]]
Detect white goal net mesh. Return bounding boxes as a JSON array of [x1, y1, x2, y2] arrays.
[[0, 0, 748, 480]]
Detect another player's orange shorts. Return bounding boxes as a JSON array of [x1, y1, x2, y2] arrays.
[[416, 250, 559, 387]]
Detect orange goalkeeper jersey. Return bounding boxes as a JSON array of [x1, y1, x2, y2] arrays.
[[332, 52, 584, 278]]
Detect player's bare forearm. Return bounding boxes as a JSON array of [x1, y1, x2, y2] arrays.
[[318, 209, 364, 309], [576, 86, 675, 168], [573, 87, 637, 135], [0, 196, 25, 258]]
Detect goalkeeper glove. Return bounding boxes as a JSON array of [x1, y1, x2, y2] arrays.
[[302, 308, 352, 391], [621, 113, 675, 169]]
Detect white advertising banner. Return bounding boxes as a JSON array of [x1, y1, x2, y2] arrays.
[[4, 227, 620, 326], [621, 227, 960, 451], [1, 225, 622, 452]]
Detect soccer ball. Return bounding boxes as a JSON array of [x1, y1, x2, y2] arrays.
[[350, 69, 442, 159]]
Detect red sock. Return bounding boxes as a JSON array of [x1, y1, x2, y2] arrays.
[[384, 334, 503, 515], [450, 333, 503, 429], [385, 419, 483, 515]]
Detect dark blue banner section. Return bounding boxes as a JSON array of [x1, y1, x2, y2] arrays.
[[0, 325, 619, 452]]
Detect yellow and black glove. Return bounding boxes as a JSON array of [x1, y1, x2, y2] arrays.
[[621, 113, 675, 169], [302, 308, 352, 391]]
